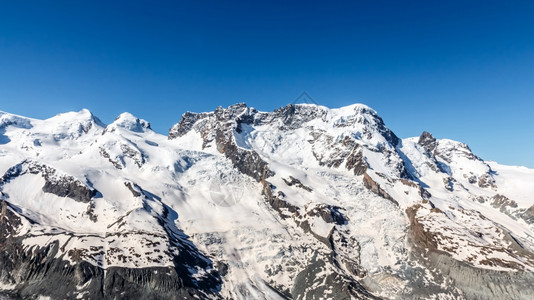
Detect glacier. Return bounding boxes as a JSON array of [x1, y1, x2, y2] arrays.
[[0, 103, 533, 299]]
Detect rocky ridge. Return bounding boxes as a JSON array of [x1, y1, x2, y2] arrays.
[[0, 103, 533, 299]]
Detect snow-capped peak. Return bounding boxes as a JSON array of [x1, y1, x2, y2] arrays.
[[329, 102, 376, 115], [105, 112, 151, 133], [47, 108, 104, 127], [2, 103, 534, 299], [42, 108, 105, 137], [0, 111, 33, 130]]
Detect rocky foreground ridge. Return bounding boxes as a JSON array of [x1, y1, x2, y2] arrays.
[[1, 103, 534, 299]]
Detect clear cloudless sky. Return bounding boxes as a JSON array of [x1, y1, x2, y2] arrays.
[[0, 1, 533, 167]]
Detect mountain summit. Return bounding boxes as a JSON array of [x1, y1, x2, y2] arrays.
[[1, 103, 534, 299]]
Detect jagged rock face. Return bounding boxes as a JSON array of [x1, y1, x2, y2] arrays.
[[404, 203, 534, 299], [168, 112, 205, 140], [417, 131, 436, 151], [363, 172, 398, 205], [0, 110, 223, 299], [168, 103, 534, 299], [0, 159, 222, 298], [519, 205, 534, 224], [1, 104, 534, 299], [98, 140, 148, 169], [169, 103, 399, 146], [170, 103, 406, 180], [215, 128, 273, 182], [283, 176, 313, 192], [0, 160, 98, 203], [170, 103, 274, 182], [0, 200, 221, 300]]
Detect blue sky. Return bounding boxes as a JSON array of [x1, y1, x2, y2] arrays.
[[1, 1, 533, 167]]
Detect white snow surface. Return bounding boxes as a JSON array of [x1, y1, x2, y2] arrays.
[[1, 104, 534, 298]]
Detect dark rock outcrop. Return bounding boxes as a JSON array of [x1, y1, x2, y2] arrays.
[[0, 200, 222, 299], [283, 176, 312, 192], [169, 104, 274, 182], [491, 194, 518, 210], [215, 129, 273, 182], [85, 201, 98, 222], [99, 142, 147, 169], [261, 180, 299, 217], [406, 203, 534, 299], [168, 112, 206, 139], [520, 205, 534, 224], [405, 205, 439, 251], [268, 104, 327, 130], [418, 131, 437, 151], [124, 181, 142, 197], [1, 161, 98, 203], [306, 204, 347, 226], [399, 178, 432, 200], [345, 146, 367, 175], [99, 147, 123, 169], [363, 172, 398, 206], [478, 174, 496, 189], [291, 253, 380, 300], [42, 176, 97, 203]]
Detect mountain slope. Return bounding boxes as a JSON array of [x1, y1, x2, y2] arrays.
[[1, 104, 534, 299]]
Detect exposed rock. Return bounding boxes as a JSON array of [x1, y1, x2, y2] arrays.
[[0, 200, 222, 299], [99, 142, 147, 169], [417, 131, 437, 151], [310, 132, 348, 169], [412, 248, 534, 300], [42, 175, 97, 203], [431, 138, 485, 171], [491, 194, 518, 211], [282, 176, 312, 192], [269, 104, 327, 130], [168, 112, 206, 139], [169, 104, 275, 182], [406, 205, 439, 251], [1, 161, 98, 203], [120, 143, 146, 168], [0, 200, 22, 239], [305, 204, 347, 225], [443, 176, 455, 191], [261, 181, 299, 217], [406, 202, 534, 299], [465, 173, 478, 184], [345, 146, 367, 175], [478, 173, 497, 189], [214, 261, 229, 277], [519, 205, 534, 224], [363, 172, 398, 205], [124, 181, 143, 198], [99, 147, 123, 169], [400, 178, 432, 200], [215, 130, 274, 182], [291, 253, 379, 300], [85, 201, 98, 222]]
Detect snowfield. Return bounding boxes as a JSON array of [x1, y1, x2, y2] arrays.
[[1, 103, 534, 299]]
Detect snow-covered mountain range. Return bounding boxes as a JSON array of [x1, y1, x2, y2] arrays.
[[1, 103, 533, 299]]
